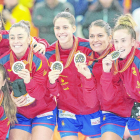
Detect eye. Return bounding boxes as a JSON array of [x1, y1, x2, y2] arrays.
[[18, 37, 23, 39], [10, 37, 14, 40], [114, 40, 118, 44], [89, 35, 94, 38], [122, 39, 125, 42], [55, 27, 60, 30], [63, 26, 68, 30], [98, 35, 103, 37]]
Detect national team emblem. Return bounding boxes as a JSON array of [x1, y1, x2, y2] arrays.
[[132, 67, 137, 76], [103, 115, 106, 121], [62, 120, 65, 126]]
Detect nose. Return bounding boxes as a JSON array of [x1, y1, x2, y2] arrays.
[[13, 37, 19, 43], [59, 28, 64, 34], [94, 36, 98, 42]]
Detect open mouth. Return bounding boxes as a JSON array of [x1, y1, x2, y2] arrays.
[[59, 35, 67, 39], [93, 43, 102, 47], [14, 45, 22, 48], [119, 49, 125, 53]]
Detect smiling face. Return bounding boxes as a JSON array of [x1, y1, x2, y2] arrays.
[[54, 17, 76, 49], [9, 27, 30, 59], [113, 29, 135, 59], [89, 26, 112, 55]]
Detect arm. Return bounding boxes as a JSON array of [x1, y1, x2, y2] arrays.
[[47, 69, 61, 96], [19, 55, 49, 100], [100, 71, 123, 101], [75, 63, 98, 108], [80, 74, 98, 108]]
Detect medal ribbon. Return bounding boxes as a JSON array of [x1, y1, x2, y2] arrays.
[[0, 91, 4, 106], [87, 43, 112, 65], [113, 47, 136, 75], [55, 37, 78, 69], [10, 45, 33, 72]]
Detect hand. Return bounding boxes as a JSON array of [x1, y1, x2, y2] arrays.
[[11, 91, 27, 107], [18, 69, 30, 84], [48, 70, 61, 84], [75, 63, 91, 79], [33, 43, 46, 55], [102, 54, 113, 73]]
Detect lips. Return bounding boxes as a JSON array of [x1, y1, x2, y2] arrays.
[[59, 35, 67, 39], [93, 43, 102, 47], [14, 45, 22, 48]]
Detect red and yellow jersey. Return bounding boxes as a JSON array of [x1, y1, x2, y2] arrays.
[[116, 47, 140, 102], [0, 48, 56, 118], [87, 45, 135, 117], [46, 36, 100, 115], [0, 106, 10, 140]]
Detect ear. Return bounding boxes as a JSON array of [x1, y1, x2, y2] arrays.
[[108, 35, 112, 43], [28, 35, 31, 45], [72, 25, 76, 34], [132, 38, 136, 47]]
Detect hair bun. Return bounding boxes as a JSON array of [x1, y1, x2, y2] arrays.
[[64, 8, 70, 12], [116, 14, 137, 29]]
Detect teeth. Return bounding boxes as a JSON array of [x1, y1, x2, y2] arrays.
[[15, 46, 21, 48], [94, 44, 101, 47], [59, 36, 66, 39], [120, 49, 125, 52]]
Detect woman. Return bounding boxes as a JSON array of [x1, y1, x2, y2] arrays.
[[0, 64, 17, 140], [46, 10, 101, 140], [76, 19, 140, 140], [0, 20, 56, 140]]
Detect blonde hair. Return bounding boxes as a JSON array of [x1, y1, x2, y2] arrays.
[[9, 20, 30, 36], [113, 14, 137, 39], [0, 64, 17, 125]]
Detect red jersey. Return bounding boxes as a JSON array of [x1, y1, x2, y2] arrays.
[[0, 48, 56, 118], [114, 47, 140, 102], [0, 30, 49, 56], [46, 37, 100, 115], [0, 106, 10, 140], [87, 45, 135, 117]]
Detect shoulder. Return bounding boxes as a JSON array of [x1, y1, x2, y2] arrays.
[[0, 51, 10, 65], [45, 42, 56, 60], [77, 37, 91, 49], [33, 52, 48, 71]]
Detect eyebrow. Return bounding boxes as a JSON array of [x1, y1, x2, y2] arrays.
[[9, 34, 24, 36]]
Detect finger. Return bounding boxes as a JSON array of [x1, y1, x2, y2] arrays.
[[49, 70, 61, 75], [17, 98, 27, 107]]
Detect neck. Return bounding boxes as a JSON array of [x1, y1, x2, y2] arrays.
[[60, 38, 74, 50]]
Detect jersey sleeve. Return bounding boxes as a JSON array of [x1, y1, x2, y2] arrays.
[[100, 72, 125, 101], [25, 55, 49, 100], [80, 74, 98, 108]]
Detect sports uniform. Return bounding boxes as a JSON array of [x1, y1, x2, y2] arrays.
[[46, 36, 101, 138], [83, 45, 139, 138], [0, 47, 56, 133]]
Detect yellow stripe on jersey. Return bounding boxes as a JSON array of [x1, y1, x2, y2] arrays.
[[37, 60, 42, 71]]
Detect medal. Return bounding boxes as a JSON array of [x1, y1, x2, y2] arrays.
[[12, 61, 25, 74], [51, 61, 63, 73], [74, 52, 86, 63], [111, 51, 121, 60]]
